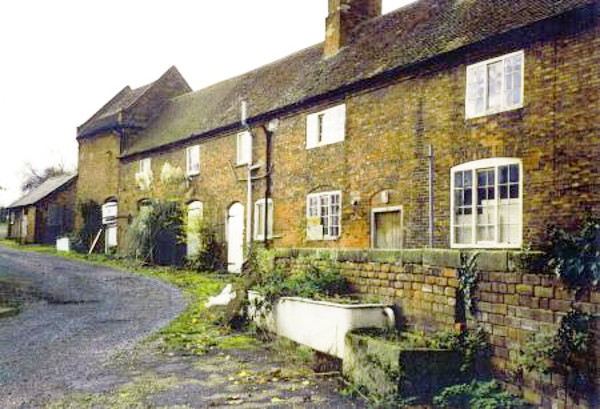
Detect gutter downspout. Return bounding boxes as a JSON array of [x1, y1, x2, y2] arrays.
[[241, 102, 253, 257], [263, 126, 273, 249], [428, 144, 434, 248]]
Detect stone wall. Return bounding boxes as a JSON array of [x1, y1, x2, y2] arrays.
[[275, 248, 599, 409]]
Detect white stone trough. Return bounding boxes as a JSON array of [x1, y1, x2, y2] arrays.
[[248, 290, 395, 359]]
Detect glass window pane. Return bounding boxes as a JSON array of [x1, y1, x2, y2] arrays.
[[464, 170, 473, 187], [478, 171, 487, 186], [510, 164, 519, 183], [500, 185, 508, 199], [455, 172, 463, 188], [464, 188, 472, 206], [499, 166, 508, 184], [510, 184, 519, 199], [487, 61, 503, 109]]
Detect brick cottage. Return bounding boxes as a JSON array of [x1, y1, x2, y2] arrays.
[[74, 1, 600, 406]]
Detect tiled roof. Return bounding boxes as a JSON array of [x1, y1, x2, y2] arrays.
[[77, 84, 153, 138], [122, 0, 597, 156], [7, 174, 77, 209], [77, 66, 191, 138]]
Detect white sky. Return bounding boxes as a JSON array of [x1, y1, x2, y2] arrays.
[[0, 0, 415, 206]]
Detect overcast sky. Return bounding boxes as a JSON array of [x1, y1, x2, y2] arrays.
[[0, 0, 415, 206]]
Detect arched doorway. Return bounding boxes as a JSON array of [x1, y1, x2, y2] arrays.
[[186, 201, 203, 257], [102, 199, 118, 252], [227, 202, 244, 273]]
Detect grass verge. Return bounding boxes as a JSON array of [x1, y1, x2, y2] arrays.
[[0, 239, 246, 353]]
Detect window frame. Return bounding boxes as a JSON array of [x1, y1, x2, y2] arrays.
[[465, 50, 524, 119], [186, 145, 201, 176], [139, 158, 151, 175], [236, 131, 251, 165], [450, 158, 523, 249], [306, 190, 342, 240], [306, 103, 346, 149], [253, 198, 273, 240], [370, 205, 403, 250]]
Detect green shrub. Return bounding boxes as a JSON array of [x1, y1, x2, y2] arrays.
[[184, 221, 226, 272], [252, 253, 350, 309], [544, 216, 600, 299], [72, 200, 102, 252], [433, 380, 528, 409], [126, 200, 182, 264]]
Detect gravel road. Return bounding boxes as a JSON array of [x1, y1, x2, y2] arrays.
[[0, 246, 185, 408]]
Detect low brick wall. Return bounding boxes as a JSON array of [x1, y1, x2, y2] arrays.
[[274, 248, 600, 409]]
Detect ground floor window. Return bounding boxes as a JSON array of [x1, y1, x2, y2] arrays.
[[371, 206, 403, 249], [254, 198, 273, 240], [306, 191, 341, 240], [451, 158, 522, 248]]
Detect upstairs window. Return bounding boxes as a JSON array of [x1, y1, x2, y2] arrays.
[[306, 191, 341, 240], [236, 131, 251, 165], [451, 158, 522, 248], [139, 158, 151, 175], [306, 104, 346, 149], [254, 198, 273, 240], [186, 145, 200, 176], [466, 51, 524, 119]]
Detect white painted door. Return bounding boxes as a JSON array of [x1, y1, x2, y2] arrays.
[[227, 203, 244, 273]]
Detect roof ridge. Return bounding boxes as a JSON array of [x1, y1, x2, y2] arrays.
[[171, 44, 323, 104], [78, 86, 132, 131], [7, 173, 77, 209], [125, 66, 192, 111]]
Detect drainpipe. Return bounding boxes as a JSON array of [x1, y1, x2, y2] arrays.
[[263, 123, 275, 249], [241, 101, 253, 255], [428, 144, 434, 248]]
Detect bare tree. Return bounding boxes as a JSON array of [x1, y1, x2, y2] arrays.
[[20, 162, 68, 193]]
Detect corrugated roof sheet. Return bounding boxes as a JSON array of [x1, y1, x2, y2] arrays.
[[7, 174, 77, 209], [121, 0, 597, 156]]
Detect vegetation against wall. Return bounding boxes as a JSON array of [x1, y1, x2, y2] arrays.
[[127, 162, 225, 268], [545, 216, 600, 300], [71, 200, 102, 252], [250, 250, 350, 311], [433, 380, 528, 409]]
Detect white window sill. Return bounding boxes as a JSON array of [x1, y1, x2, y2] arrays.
[[465, 104, 523, 120], [253, 235, 281, 241], [306, 140, 343, 150], [451, 242, 522, 249]]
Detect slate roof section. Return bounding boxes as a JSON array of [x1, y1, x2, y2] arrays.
[[8, 174, 77, 209], [77, 66, 191, 139], [121, 0, 598, 156]]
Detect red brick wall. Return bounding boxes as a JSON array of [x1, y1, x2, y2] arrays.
[[84, 13, 600, 254], [276, 249, 600, 408]]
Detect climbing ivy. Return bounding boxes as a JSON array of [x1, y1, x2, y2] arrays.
[[545, 216, 600, 300], [458, 252, 479, 317]]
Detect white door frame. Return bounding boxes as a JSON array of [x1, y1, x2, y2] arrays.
[[227, 202, 245, 274]]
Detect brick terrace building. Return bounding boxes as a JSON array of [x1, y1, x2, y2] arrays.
[[76, 0, 600, 267], [74, 2, 600, 405]]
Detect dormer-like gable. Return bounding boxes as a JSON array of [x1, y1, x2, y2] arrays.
[[77, 66, 191, 140]]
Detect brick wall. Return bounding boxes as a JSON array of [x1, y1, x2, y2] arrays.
[[275, 248, 600, 408], [75, 12, 600, 255]]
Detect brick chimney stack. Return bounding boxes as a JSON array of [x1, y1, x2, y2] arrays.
[[324, 0, 382, 57]]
